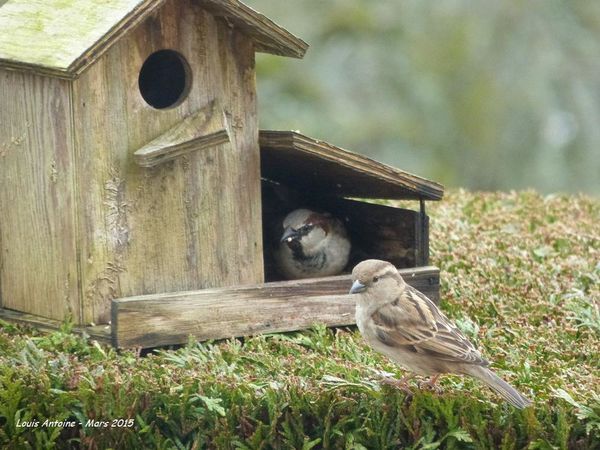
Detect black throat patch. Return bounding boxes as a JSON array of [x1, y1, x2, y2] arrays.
[[288, 239, 327, 270]]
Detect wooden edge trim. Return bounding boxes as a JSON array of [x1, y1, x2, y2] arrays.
[[0, 0, 308, 78], [134, 129, 230, 167], [133, 101, 230, 167], [259, 130, 445, 200], [0, 1, 167, 79], [0, 59, 75, 80], [201, 0, 308, 58], [68, 0, 168, 77], [111, 266, 440, 348], [0, 307, 111, 344]]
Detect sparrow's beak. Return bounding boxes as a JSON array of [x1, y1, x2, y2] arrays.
[[280, 227, 299, 243], [349, 280, 366, 294]]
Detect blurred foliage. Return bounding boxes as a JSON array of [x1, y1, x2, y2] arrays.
[[250, 0, 600, 194]]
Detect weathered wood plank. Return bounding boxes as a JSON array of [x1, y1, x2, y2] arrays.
[[260, 130, 444, 201], [0, 307, 111, 344], [0, 70, 80, 321], [201, 0, 308, 58], [73, 0, 263, 325], [134, 101, 230, 167], [112, 266, 440, 348], [416, 199, 430, 266], [0, 0, 164, 77], [0, 0, 306, 78], [318, 197, 423, 269]]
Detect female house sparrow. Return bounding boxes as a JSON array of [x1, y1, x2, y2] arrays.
[[350, 259, 532, 409], [274, 208, 351, 280]]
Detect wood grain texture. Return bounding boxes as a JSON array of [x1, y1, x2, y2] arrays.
[[112, 266, 440, 348], [0, 307, 111, 344], [416, 199, 430, 266], [0, 70, 80, 320], [0, 0, 164, 78], [321, 198, 425, 269], [200, 0, 308, 58], [0, 0, 305, 78], [72, 0, 263, 324], [260, 130, 444, 201], [133, 100, 230, 167]]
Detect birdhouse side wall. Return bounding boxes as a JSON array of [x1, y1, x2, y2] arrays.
[[0, 70, 80, 321], [71, 0, 263, 324]]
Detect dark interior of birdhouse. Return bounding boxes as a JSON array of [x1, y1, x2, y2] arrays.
[[261, 179, 429, 282], [257, 131, 438, 282]]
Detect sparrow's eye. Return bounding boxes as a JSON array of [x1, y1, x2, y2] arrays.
[[372, 276, 379, 283]]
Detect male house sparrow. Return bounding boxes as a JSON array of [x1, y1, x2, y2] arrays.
[[274, 208, 351, 280], [350, 259, 532, 409]]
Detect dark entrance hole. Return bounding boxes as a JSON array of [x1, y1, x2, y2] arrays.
[[138, 50, 191, 109]]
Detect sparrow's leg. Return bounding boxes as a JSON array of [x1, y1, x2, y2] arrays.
[[380, 373, 415, 394], [419, 374, 442, 392]]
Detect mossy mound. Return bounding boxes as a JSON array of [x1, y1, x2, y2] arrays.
[[0, 190, 598, 449]]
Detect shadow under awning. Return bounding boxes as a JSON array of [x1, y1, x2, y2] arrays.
[[259, 130, 444, 201]]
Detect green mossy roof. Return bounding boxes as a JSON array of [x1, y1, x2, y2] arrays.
[[0, 0, 149, 73], [0, 0, 307, 78]]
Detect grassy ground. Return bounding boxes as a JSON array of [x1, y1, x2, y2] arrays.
[[0, 190, 598, 449]]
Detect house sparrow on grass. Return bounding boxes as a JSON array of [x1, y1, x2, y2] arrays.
[[274, 208, 351, 280], [350, 259, 532, 409]]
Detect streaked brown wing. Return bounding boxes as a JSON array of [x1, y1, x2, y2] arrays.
[[371, 288, 438, 346], [372, 286, 489, 367]]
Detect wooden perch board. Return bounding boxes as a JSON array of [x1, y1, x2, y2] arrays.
[[260, 130, 444, 201], [133, 100, 229, 167], [112, 266, 440, 348], [0, 307, 111, 344]]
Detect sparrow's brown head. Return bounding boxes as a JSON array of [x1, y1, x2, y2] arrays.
[[275, 208, 351, 279], [350, 259, 402, 294], [280, 209, 334, 250]]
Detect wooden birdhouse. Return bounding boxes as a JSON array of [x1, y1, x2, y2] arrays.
[[0, 0, 444, 348]]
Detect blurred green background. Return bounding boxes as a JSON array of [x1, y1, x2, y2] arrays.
[[249, 0, 600, 194]]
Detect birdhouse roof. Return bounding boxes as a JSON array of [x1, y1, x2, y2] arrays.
[[260, 131, 444, 201], [0, 0, 307, 79]]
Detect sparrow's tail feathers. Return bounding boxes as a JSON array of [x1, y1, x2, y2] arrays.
[[470, 366, 532, 409]]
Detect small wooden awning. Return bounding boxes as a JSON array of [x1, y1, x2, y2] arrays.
[[260, 131, 444, 201], [133, 100, 230, 167], [0, 0, 307, 79]]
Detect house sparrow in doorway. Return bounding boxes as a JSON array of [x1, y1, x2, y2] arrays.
[[350, 259, 532, 409], [274, 209, 351, 280]]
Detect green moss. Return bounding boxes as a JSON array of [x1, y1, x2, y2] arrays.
[[0, 0, 142, 69], [0, 190, 598, 448]]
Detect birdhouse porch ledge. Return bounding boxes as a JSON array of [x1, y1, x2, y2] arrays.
[[111, 266, 440, 348], [133, 100, 230, 168]]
